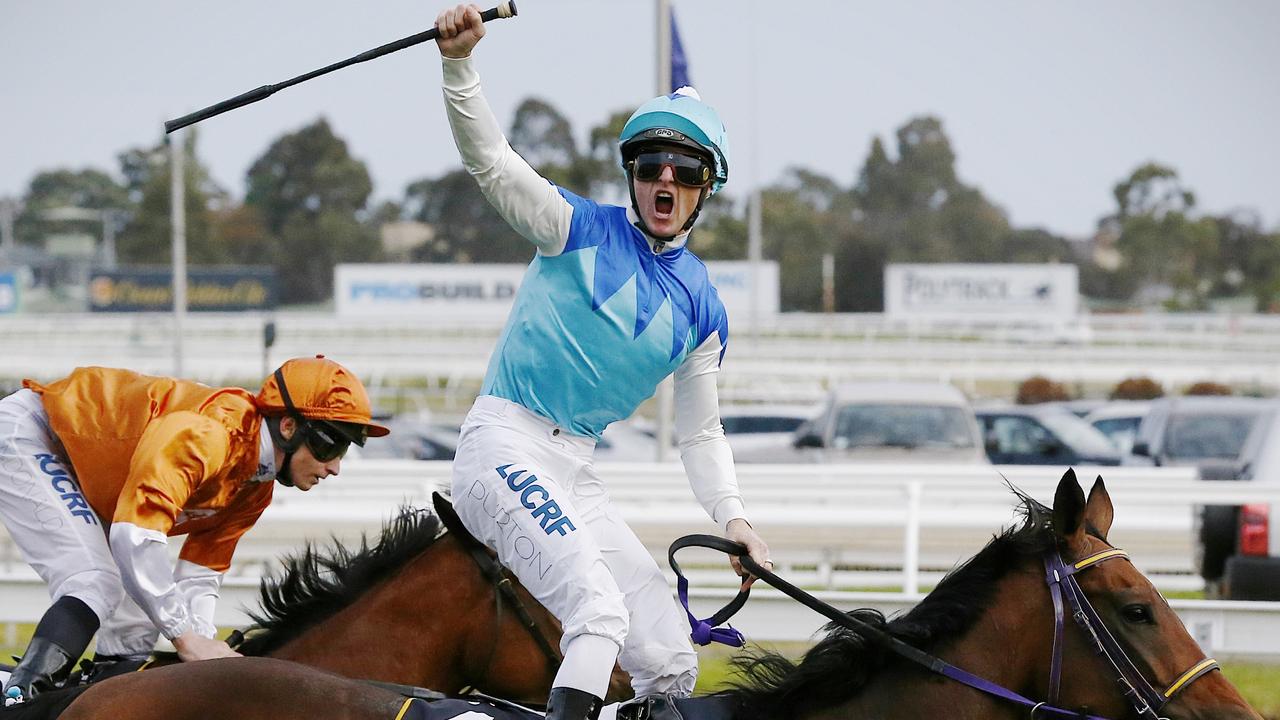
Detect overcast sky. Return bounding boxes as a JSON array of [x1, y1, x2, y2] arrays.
[[4, 0, 1277, 238]]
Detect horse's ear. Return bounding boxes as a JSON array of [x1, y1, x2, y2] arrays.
[[1052, 468, 1088, 553], [432, 492, 487, 551], [1084, 475, 1115, 540]]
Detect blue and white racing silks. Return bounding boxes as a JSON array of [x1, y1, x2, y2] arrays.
[[443, 54, 740, 698], [443, 54, 746, 531], [483, 188, 729, 440]]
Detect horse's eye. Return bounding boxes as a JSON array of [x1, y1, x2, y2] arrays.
[[1121, 604, 1153, 624]]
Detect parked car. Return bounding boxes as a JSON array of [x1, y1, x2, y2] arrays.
[[594, 421, 661, 462], [1225, 415, 1280, 600], [350, 417, 460, 461], [975, 404, 1121, 466], [1126, 395, 1280, 598], [719, 403, 819, 462], [1083, 401, 1152, 456], [785, 382, 988, 464], [1042, 399, 1109, 419]]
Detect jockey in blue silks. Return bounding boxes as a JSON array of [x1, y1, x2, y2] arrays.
[[432, 5, 772, 720]]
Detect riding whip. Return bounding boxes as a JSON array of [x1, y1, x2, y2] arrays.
[[165, 2, 517, 133]]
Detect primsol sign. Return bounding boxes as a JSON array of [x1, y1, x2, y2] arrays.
[[885, 264, 1079, 318]]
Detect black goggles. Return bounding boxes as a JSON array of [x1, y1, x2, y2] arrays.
[[301, 420, 358, 462], [631, 150, 712, 188], [271, 368, 364, 462]]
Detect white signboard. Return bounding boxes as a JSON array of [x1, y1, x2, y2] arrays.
[[885, 264, 1078, 319], [705, 260, 780, 323], [335, 264, 526, 322], [335, 262, 779, 326]]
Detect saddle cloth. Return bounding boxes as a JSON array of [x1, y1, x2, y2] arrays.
[[397, 694, 735, 720]]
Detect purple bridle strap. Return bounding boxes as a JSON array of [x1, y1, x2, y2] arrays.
[[1044, 548, 1220, 720]]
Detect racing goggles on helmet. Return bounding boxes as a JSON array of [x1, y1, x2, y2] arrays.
[[630, 150, 712, 188], [301, 420, 364, 462]]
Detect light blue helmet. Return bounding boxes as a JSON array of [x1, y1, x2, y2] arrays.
[[619, 87, 730, 196]]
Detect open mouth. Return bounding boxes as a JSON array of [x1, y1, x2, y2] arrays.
[[654, 192, 674, 218]]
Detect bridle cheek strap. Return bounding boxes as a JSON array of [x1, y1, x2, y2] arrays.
[[1045, 549, 1220, 719]]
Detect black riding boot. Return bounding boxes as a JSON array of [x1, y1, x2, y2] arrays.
[[545, 687, 604, 720], [3, 637, 75, 702], [2, 596, 99, 704]]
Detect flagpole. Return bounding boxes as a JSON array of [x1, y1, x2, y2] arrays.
[[747, 0, 763, 353], [654, 0, 674, 462], [656, 0, 671, 94]]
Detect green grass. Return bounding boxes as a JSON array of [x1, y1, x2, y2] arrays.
[[5, 625, 1277, 718]]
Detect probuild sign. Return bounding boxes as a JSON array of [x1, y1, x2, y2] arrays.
[[336, 264, 525, 322], [885, 264, 1078, 318], [335, 262, 780, 324], [0, 272, 18, 314], [89, 268, 277, 312]]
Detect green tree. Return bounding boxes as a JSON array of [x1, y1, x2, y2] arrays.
[[509, 98, 585, 192], [1106, 163, 1221, 308], [245, 119, 378, 303], [403, 169, 531, 263], [114, 131, 229, 265], [14, 168, 131, 247], [756, 169, 856, 312], [840, 117, 1015, 310]]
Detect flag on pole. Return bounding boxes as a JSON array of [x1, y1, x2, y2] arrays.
[[670, 7, 692, 91]]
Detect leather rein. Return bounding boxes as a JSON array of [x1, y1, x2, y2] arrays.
[[671, 535, 1219, 720], [461, 538, 563, 681]]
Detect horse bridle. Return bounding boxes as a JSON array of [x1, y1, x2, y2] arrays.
[[672, 535, 1221, 720], [1042, 548, 1219, 720], [460, 540, 562, 683]]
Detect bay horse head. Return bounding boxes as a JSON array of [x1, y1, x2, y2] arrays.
[[233, 498, 632, 704], [722, 469, 1261, 719]]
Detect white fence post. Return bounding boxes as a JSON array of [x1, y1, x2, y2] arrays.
[[903, 481, 922, 595]]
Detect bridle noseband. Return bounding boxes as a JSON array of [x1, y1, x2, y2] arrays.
[[1043, 548, 1220, 720]]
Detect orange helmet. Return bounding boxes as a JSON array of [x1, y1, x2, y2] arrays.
[[256, 355, 389, 444]]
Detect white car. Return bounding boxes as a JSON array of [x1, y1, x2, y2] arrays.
[[719, 403, 819, 462], [1083, 400, 1152, 456]]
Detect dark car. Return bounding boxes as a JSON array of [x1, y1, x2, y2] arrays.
[[352, 417, 459, 461], [1127, 396, 1280, 598], [976, 404, 1122, 466]]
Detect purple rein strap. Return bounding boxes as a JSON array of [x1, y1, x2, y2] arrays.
[[668, 535, 1217, 720], [669, 535, 749, 647]]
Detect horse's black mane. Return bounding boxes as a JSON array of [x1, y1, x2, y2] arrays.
[[721, 488, 1060, 720], [235, 507, 444, 656]]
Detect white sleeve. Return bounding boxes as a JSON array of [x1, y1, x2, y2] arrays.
[[674, 332, 747, 530], [174, 560, 222, 639], [108, 522, 193, 640], [442, 55, 573, 256]]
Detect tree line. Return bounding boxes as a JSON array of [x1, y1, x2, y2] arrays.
[[13, 100, 1280, 310]]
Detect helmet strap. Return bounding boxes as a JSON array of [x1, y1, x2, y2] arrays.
[[267, 368, 309, 488], [265, 417, 302, 488]]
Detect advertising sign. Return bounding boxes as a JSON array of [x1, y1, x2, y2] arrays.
[[0, 272, 17, 314], [89, 267, 277, 312], [335, 262, 780, 325], [335, 264, 526, 322], [884, 264, 1079, 319]]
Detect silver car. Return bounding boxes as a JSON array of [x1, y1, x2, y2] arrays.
[[784, 382, 988, 464]]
